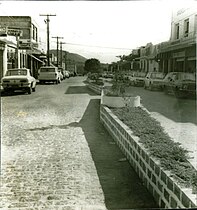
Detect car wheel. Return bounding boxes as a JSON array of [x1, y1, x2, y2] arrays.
[[174, 88, 183, 98], [27, 87, 32, 94], [164, 86, 168, 94], [4, 88, 11, 95]]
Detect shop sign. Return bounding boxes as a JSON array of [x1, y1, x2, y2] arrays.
[[18, 39, 32, 49], [173, 51, 185, 58], [7, 29, 23, 37], [0, 27, 22, 37]]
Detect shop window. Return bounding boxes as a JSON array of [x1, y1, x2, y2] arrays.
[[31, 24, 38, 41], [32, 24, 34, 40], [35, 27, 38, 42], [20, 53, 23, 68], [21, 28, 30, 39], [184, 19, 189, 37], [7, 47, 16, 69]]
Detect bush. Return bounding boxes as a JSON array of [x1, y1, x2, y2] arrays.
[[111, 107, 197, 189]]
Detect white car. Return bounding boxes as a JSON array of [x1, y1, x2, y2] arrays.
[[144, 72, 166, 90], [129, 71, 147, 86], [65, 71, 70, 78], [38, 66, 60, 84], [1, 68, 36, 94]]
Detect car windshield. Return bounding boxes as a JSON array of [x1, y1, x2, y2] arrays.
[[40, 68, 55, 72], [150, 73, 165, 79], [134, 72, 146, 77], [6, 69, 27, 76]]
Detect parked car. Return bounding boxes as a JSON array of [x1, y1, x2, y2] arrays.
[[1, 68, 36, 94], [58, 67, 68, 79], [38, 66, 60, 84], [162, 72, 196, 98], [144, 72, 166, 90], [129, 71, 147, 86], [64, 71, 70, 78]]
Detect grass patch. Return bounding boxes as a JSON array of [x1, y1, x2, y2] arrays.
[[111, 106, 197, 191]]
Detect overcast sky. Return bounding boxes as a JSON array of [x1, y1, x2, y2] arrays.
[[0, 0, 196, 63]]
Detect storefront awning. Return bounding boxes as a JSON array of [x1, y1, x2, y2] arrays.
[[28, 54, 45, 64], [0, 38, 17, 48]]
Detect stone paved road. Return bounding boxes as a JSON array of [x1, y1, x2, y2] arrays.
[[1, 77, 157, 210]]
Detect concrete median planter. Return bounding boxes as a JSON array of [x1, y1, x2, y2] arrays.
[[101, 89, 141, 108], [100, 105, 197, 208]]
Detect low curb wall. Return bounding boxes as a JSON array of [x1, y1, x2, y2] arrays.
[[87, 83, 102, 95], [100, 105, 197, 208]]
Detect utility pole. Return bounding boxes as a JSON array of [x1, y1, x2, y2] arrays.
[[60, 42, 66, 67], [64, 52, 67, 70], [40, 14, 56, 66], [52, 36, 63, 67]]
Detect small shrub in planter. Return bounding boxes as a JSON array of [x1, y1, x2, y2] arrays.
[[104, 72, 130, 97], [87, 73, 104, 86], [102, 72, 140, 108]]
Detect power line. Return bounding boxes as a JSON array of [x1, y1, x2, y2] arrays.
[[65, 42, 133, 51]]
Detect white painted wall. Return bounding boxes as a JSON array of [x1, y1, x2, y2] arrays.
[[171, 7, 197, 41]]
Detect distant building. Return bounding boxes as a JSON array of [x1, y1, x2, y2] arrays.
[[130, 49, 140, 71], [0, 16, 45, 79], [157, 7, 196, 73], [138, 43, 159, 72]]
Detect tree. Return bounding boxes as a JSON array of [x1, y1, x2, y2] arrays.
[[84, 58, 101, 74]]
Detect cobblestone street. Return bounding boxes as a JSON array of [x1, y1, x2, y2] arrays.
[[1, 77, 157, 210]]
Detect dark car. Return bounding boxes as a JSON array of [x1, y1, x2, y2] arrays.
[[162, 72, 196, 98]]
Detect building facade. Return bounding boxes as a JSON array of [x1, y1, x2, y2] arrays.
[[138, 43, 159, 72], [0, 16, 45, 79], [157, 7, 196, 73]]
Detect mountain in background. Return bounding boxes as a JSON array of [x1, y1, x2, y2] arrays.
[[50, 49, 87, 64]]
